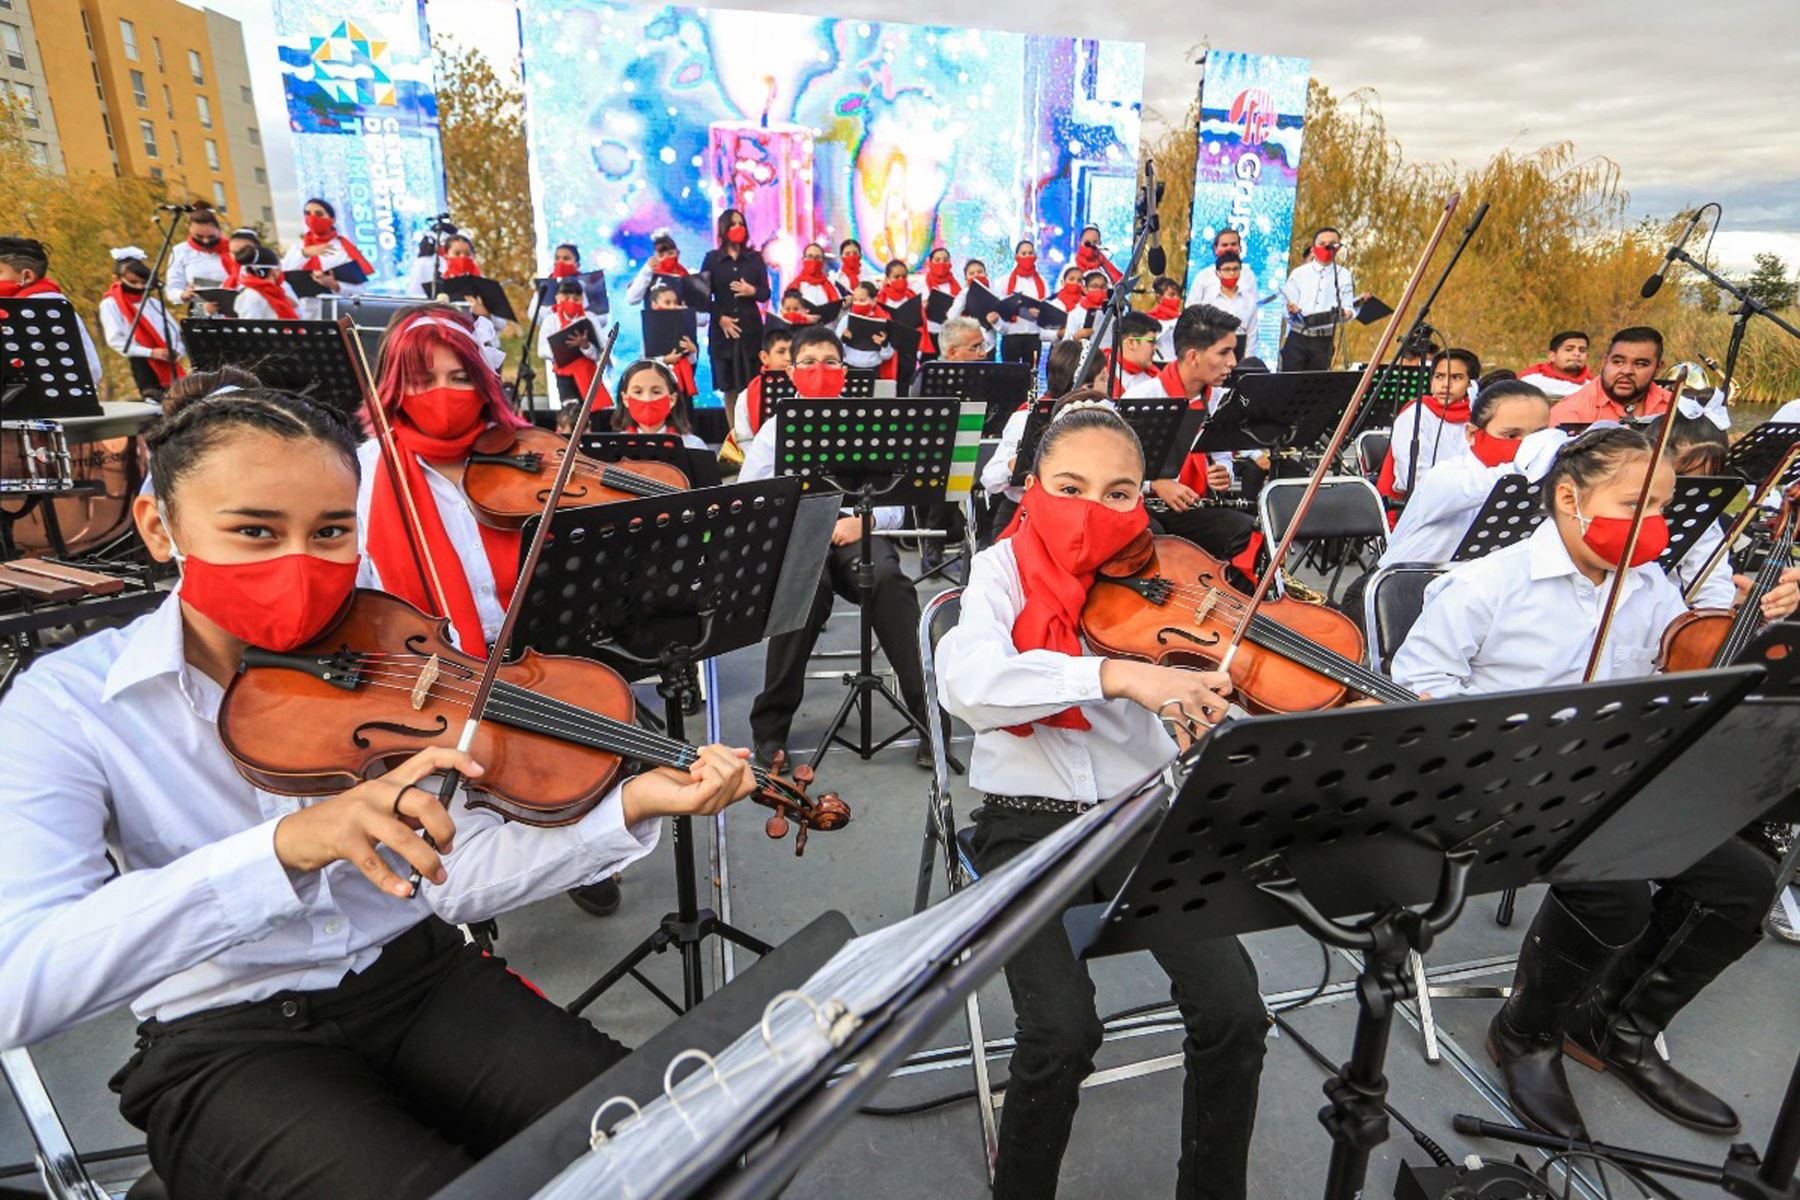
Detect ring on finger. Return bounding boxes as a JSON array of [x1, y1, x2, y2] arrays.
[[392, 783, 428, 818]]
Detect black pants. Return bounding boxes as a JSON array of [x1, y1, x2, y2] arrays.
[[1154, 504, 1259, 565], [110, 919, 627, 1200], [749, 534, 927, 748], [128, 357, 165, 397], [1280, 332, 1333, 372], [999, 332, 1042, 370], [972, 807, 1267, 1199], [554, 373, 582, 401], [1550, 836, 1776, 946]]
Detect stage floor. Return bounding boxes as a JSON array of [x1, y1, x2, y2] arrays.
[[4, 564, 1795, 1200]]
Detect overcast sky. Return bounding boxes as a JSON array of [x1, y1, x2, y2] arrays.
[[208, 0, 1797, 273]]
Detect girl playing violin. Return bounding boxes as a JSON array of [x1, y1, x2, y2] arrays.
[[936, 396, 1266, 1200], [0, 385, 758, 1200], [610, 359, 707, 449], [1390, 426, 1800, 1144]]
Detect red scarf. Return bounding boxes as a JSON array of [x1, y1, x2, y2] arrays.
[[443, 256, 482, 279], [299, 223, 375, 275], [1075, 243, 1123, 284], [838, 257, 863, 291], [238, 270, 299, 319], [1374, 396, 1470, 500], [366, 419, 523, 656], [1056, 281, 1085, 309], [1148, 295, 1183, 322], [3, 276, 64, 298], [669, 355, 696, 398], [551, 306, 598, 400], [924, 261, 960, 295], [1078, 288, 1109, 311], [1004, 260, 1046, 298], [795, 261, 841, 303], [105, 282, 184, 388], [1103, 350, 1154, 399], [879, 278, 915, 305], [1522, 360, 1591, 385], [187, 235, 232, 278], [999, 487, 1149, 735], [1149, 362, 1212, 496], [743, 373, 768, 434]]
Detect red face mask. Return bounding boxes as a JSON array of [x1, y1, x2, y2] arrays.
[[926, 260, 953, 285], [1312, 244, 1337, 264], [626, 393, 673, 430], [443, 256, 479, 278], [1578, 504, 1670, 569], [1017, 485, 1149, 577], [401, 385, 486, 439], [304, 212, 335, 238], [1015, 252, 1036, 267], [554, 298, 585, 319], [1218, 273, 1241, 291], [1469, 428, 1521, 468], [796, 258, 827, 283], [550, 260, 578, 278], [1085, 286, 1107, 304], [850, 300, 875, 315], [655, 254, 679, 272], [792, 362, 847, 398], [178, 551, 359, 651], [725, 225, 748, 245], [842, 250, 861, 265]]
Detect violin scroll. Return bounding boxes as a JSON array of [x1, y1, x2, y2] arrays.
[[756, 753, 850, 856]]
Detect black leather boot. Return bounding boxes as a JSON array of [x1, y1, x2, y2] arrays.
[[1487, 891, 1625, 1140], [1566, 903, 1760, 1134]]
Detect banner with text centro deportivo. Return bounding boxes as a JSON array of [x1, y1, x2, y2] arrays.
[[1184, 51, 1309, 363], [273, 0, 446, 289]]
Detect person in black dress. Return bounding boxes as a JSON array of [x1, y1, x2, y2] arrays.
[[699, 208, 770, 406]]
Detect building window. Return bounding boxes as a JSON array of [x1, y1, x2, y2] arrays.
[[139, 118, 158, 158], [213, 181, 227, 208], [187, 49, 204, 85], [254, 166, 267, 184], [240, 84, 253, 105], [196, 93, 213, 128], [11, 81, 37, 128], [120, 18, 138, 60], [29, 142, 48, 166], [204, 137, 219, 171], [130, 70, 147, 109], [170, 128, 182, 164], [153, 37, 164, 71], [0, 22, 25, 70], [247, 126, 260, 146], [149, 166, 163, 180], [161, 84, 173, 118], [261, 205, 274, 223], [100, 111, 115, 151], [89, 62, 103, 100], [0, 1, 15, 11], [80, 10, 92, 51]]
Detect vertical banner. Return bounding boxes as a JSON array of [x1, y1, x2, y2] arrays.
[[1185, 51, 1309, 359], [273, 0, 446, 289]]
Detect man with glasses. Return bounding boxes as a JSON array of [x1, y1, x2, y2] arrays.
[[1280, 227, 1356, 372]]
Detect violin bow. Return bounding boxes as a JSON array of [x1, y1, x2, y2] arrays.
[[339, 317, 455, 623], [1583, 365, 1689, 681], [1217, 193, 1462, 675], [1681, 440, 1800, 606]]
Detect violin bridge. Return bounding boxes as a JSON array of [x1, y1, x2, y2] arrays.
[[1190, 591, 1218, 626], [411, 655, 442, 711]]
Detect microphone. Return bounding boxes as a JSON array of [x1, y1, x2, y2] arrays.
[[1641, 208, 1704, 299], [157, 203, 199, 213], [1144, 163, 1167, 277]]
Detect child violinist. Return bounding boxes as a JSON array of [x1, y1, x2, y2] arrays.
[[611, 359, 706, 449], [936, 395, 1266, 1200], [0, 383, 758, 1200], [1390, 426, 1800, 1144]]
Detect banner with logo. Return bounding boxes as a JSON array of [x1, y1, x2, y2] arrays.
[[273, 0, 446, 289], [1184, 51, 1310, 360]]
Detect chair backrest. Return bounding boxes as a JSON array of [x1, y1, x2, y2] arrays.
[[1362, 563, 1448, 675], [1355, 429, 1391, 478], [1260, 476, 1390, 544]]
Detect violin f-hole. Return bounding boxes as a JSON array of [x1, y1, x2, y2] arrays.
[[1157, 626, 1220, 649], [352, 714, 449, 748]]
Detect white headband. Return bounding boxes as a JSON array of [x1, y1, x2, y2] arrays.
[[407, 314, 481, 349], [1676, 389, 1731, 431], [111, 246, 147, 262], [1051, 397, 1119, 423]]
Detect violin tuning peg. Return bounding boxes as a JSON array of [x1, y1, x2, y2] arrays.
[[764, 812, 790, 840], [794, 824, 809, 857], [792, 763, 815, 788]]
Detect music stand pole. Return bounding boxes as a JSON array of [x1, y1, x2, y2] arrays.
[[123, 209, 183, 374], [512, 284, 545, 414]]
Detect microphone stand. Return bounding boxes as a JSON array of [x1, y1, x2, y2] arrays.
[[1658, 245, 1800, 402], [511, 277, 545, 415], [1073, 174, 1157, 396], [123, 210, 184, 382]]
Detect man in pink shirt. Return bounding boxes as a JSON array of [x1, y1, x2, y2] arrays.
[[1548, 326, 1672, 424]]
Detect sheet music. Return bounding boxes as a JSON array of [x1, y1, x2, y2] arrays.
[[530, 791, 1142, 1199]]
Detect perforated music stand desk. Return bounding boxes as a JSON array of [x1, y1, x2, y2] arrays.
[[1196, 369, 1361, 454], [182, 317, 363, 415], [0, 297, 101, 420], [508, 477, 840, 1012], [1007, 394, 1199, 488], [1065, 667, 1762, 1200], [1451, 473, 1741, 572], [777, 396, 973, 767], [1360, 362, 1431, 430], [916, 359, 1034, 438], [1724, 421, 1800, 484]]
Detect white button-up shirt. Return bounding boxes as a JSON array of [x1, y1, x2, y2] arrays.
[[0, 594, 658, 1048], [163, 241, 231, 308], [1391, 521, 1688, 698], [1387, 400, 1475, 495], [1281, 258, 1356, 335], [354, 439, 506, 652], [1188, 263, 1261, 311], [1381, 456, 1515, 568], [937, 539, 1176, 803], [981, 407, 1030, 502], [98, 293, 185, 361]]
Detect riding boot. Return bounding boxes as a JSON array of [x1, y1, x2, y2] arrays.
[[1565, 901, 1760, 1134], [1487, 891, 1625, 1140]]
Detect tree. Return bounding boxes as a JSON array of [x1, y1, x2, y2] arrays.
[[434, 40, 532, 306], [1743, 252, 1797, 311]]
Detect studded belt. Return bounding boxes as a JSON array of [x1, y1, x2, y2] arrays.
[[983, 793, 1092, 815]]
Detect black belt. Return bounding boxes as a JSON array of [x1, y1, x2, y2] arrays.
[[983, 792, 1092, 815]]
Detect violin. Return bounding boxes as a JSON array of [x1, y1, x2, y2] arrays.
[[217, 589, 850, 853], [462, 425, 689, 531], [1081, 533, 1418, 713], [1658, 482, 1800, 674]]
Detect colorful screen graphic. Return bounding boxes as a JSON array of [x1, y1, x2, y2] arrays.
[[1184, 50, 1310, 360], [518, 0, 1145, 398], [273, 0, 447, 289]]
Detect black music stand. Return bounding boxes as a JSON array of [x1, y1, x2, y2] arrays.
[[1725, 421, 1800, 484], [776, 395, 970, 768], [1065, 668, 1763, 1200], [0, 297, 101, 420], [580, 430, 722, 488], [1452, 474, 1741, 571], [916, 359, 1035, 437], [507, 477, 840, 1013], [1007, 394, 1200, 488], [182, 317, 363, 414], [1198, 370, 1361, 456]]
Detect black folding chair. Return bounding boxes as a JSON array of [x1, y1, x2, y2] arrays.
[[1258, 475, 1390, 604]]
